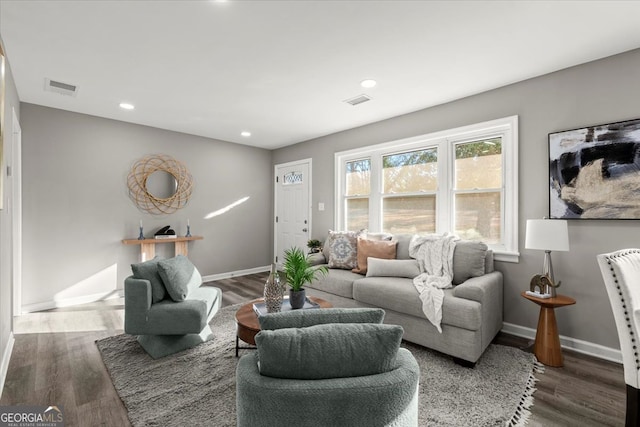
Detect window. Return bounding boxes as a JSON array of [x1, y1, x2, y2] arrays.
[[345, 159, 370, 231], [335, 116, 518, 262], [382, 149, 437, 234], [453, 138, 502, 244]]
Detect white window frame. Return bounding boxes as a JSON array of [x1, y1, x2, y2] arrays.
[[335, 115, 519, 262]]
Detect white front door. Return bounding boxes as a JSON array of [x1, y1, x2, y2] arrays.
[[274, 159, 312, 266]]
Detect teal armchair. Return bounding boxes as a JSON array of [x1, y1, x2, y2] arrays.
[[124, 255, 222, 358], [236, 308, 420, 427]]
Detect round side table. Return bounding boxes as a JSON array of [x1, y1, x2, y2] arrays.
[[521, 291, 576, 367], [234, 296, 333, 357]]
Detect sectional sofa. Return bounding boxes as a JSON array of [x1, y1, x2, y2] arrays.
[[305, 233, 503, 366]]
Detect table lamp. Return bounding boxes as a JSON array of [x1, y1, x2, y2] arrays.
[[525, 219, 569, 297]]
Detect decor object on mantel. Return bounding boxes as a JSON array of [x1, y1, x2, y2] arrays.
[[282, 247, 328, 309], [154, 225, 176, 239], [263, 263, 284, 313], [96, 304, 541, 427], [127, 154, 193, 215], [525, 219, 569, 297]]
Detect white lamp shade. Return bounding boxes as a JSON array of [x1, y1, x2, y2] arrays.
[[525, 219, 569, 251]]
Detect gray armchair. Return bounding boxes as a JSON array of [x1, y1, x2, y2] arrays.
[[124, 255, 222, 358], [236, 308, 420, 427]]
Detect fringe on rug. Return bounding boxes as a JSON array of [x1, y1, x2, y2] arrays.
[[506, 360, 545, 426]]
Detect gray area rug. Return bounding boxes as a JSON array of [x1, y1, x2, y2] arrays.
[[97, 304, 540, 426]]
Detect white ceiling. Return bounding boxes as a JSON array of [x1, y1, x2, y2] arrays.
[[2, 1, 640, 150]]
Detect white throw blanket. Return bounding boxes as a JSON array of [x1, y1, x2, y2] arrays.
[[409, 233, 459, 333]]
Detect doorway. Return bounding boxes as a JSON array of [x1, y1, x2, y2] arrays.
[[11, 109, 21, 316], [274, 159, 312, 266]]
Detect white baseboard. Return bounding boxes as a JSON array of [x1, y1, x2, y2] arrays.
[[502, 322, 622, 364], [202, 265, 270, 283], [21, 289, 125, 314], [0, 332, 15, 397]]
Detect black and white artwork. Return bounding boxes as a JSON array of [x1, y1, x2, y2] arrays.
[[549, 118, 640, 219]]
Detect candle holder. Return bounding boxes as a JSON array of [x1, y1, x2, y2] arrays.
[[138, 226, 145, 240], [185, 224, 192, 237]]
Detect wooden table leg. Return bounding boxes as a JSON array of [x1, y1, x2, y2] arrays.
[[175, 241, 188, 257], [534, 306, 564, 367], [140, 242, 155, 262]]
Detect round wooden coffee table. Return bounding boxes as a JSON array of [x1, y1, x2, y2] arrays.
[[234, 296, 332, 356]]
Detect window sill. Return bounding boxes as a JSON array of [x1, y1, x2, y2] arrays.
[[493, 250, 520, 263]]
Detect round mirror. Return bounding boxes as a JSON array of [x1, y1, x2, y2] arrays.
[[127, 154, 193, 215], [146, 170, 177, 200]]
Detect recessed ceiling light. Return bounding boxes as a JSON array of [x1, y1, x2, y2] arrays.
[[119, 102, 135, 110], [360, 79, 377, 88], [241, 131, 251, 137]]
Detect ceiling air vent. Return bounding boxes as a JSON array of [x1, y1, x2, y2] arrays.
[[44, 78, 79, 97], [343, 94, 371, 106]]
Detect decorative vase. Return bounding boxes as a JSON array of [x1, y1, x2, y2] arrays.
[[289, 289, 306, 309], [264, 263, 283, 313]]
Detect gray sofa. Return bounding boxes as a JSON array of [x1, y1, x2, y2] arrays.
[[306, 234, 503, 365]]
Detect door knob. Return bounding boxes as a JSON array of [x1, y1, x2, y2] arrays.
[[302, 228, 308, 232]]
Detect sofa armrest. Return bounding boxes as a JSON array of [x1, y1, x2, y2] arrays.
[[453, 271, 503, 349], [124, 276, 153, 334], [452, 271, 502, 304], [308, 253, 327, 266]]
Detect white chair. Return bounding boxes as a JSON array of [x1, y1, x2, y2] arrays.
[[597, 249, 640, 427]]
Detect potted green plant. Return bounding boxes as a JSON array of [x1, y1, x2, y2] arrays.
[[283, 247, 328, 309], [307, 239, 322, 254]]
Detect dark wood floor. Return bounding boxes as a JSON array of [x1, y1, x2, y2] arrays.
[[1, 272, 626, 426]]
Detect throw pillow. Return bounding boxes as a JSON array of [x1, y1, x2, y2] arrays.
[[256, 323, 403, 380], [452, 240, 488, 285], [131, 256, 166, 303], [258, 307, 385, 330], [327, 230, 363, 270], [366, 258, 421, 279], [157, 255, 201, 301], [352, 238, 397, 274]]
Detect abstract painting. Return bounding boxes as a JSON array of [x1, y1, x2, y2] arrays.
[[549, 118, 640, 219]]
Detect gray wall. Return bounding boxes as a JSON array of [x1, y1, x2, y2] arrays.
[[273, 48, 640, 351], [20, 104, 272, 308], [1, 37, 20, 377]]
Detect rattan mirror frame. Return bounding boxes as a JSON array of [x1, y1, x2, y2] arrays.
[[127, 154, 193, 215]]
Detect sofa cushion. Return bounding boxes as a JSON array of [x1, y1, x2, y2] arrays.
[[258, 307, 385, 330], [366, 258, 420, 279], [394, 234, 414, 260], [131, 256, 166, 303], [157, 255, 201, 302], [352, 238, 397, 274], [452, 241, 488, 285], [146, 298, 208, 334], [327, 230, 363, 270], [255, 323, 403, 380], [485, 249, 494, 274], [353, 277, 482, 330], [307, 267, 362, 298]]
